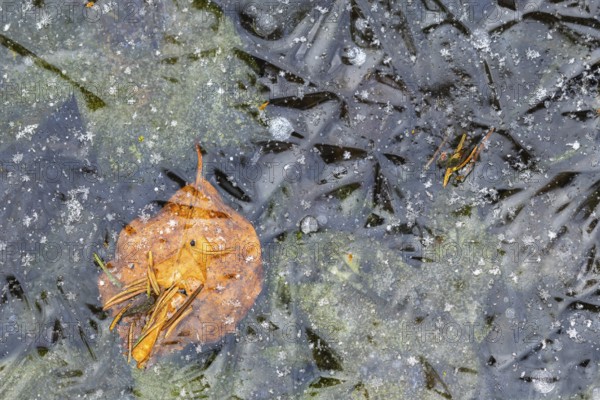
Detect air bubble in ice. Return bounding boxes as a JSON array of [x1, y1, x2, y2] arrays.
[[253, 13, 278, 37], [244, 5, 279, 37], [530, 369, 555, 394], [342, 47, 366, 66], [300, 216, 319, 234], [268, 116, 294, 141]]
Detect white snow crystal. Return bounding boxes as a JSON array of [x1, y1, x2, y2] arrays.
[[344, 47, 366, 66], [526, 48, 541, 60], [16, 124, 37, 140], [62, 187, 90, 232], [566, 141, 580, 150], [471, 30, 491, 52], [36, 14, 51, 30], [149, 153, 163, 164], [12, 153, 23, 163]]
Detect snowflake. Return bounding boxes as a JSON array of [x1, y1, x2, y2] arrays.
[[36, 14, 52, 30], [15, 124, 37, 140], [523, 114, 534, 124], [566, 141, 580, 150], [76, 130, 95, 143], [522, 235, 535, 246], [149, 153, 163, 164], [538, 288, 550, 301], [566, 326, 578, 340], [22, 253, 34, 267], [12, 153, 23, 163], [525, 48, 541, 60]]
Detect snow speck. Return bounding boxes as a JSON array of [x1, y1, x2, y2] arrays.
[[16, 124, 38, 140], [149, 153, 163, 164], [12, 153, 23, 163], [529, 88, 547, 105], [36, 14, 52, 30], [526, 48, 541, 60], [62, 187, 90, 232], [470, 30, 490, 52], [566, 141, 580, 150], [355, 18, 369, 32], [343, 47, 367, 66]]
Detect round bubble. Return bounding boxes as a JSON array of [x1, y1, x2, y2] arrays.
[[300, 216, 319, 234], [268, 117, 294, 141], [342, 47, 367, 66], [530, 369, 555, 394]]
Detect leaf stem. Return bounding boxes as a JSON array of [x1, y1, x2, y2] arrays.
[[94, 253, 122, 288]]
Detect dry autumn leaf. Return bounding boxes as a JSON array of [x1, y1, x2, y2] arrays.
[[98, 145, 262, 368], [441, 128, 495, 187]]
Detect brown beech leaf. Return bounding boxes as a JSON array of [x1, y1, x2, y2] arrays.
[[98, 144, 262, 368]]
